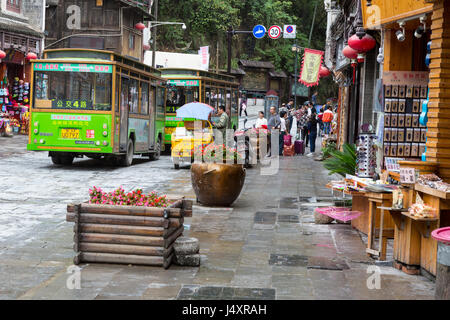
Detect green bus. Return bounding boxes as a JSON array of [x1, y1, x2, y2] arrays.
[[160, 68, 240, 149], [27, 49, 166, 166]]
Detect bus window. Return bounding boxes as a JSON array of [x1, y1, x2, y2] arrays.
[[140, 82, 149, 115], [115, 74, 120, 114], [205, 86, 211, 106], [165, 85, 199, 114], [156, 87, 165, 118], [33, 69, 112, 110], [129, 79, 139, 114], [226, 88, 231, 116], [219, 88, 226, 108], [210, 88, 218, 112], [232, 89, 238, 115]]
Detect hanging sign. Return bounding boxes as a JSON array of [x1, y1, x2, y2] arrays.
[[34, 63, 112, 73], [252, 25, 266, 39], [268, 25, 282, 39], [283, 25, 296, 39], [299, 48, 324, 87]]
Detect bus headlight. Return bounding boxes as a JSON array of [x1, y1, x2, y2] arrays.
[[96, 141, 100, 146], [103, 131, 108, 136], [103, 123, 107, 129], [103, 141, 108, 146], [39, 139, 45, 144], [34, 122, 38, 127], [33, 128, 38, 134]]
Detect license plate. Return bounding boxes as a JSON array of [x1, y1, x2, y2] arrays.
[[61, 128, 80, 139]]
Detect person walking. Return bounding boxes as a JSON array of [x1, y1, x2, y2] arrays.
[[212, 105, 231, 144], [239, 99, 248, 117], [306, 108, 318, 157], [255, 111, 268, 128], [267, 106, 281, 157], [317, 107, 324, 136], [279, 110, 289, 156], [322, 105, 333, 136]]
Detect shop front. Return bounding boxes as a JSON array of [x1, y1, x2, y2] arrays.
[[0, 25, 42, 137]]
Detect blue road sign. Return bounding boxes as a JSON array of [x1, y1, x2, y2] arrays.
[[286, 26, 293, 33], [253, 25, 266, 39]]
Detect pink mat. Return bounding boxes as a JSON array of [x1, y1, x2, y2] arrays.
[[315, 207, 362, 222]]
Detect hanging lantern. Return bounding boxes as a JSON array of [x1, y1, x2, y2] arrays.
[[0, 50, 5, 59], [143, 44, 150, 51], [135, 22, 146, 30], [348, 34, 376, 53], [26, 52, 37, 60], [357, 53, 365, 63], [342, 45, 358, 60], [319, 65, 331, 77]]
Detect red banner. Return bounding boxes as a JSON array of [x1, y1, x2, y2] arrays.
[[299, 48, 324, 87]]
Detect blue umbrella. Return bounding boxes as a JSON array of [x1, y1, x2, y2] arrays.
[[176, 102, 214, 120]]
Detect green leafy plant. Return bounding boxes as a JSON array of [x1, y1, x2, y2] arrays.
[[322, 140, 337, 159], [323, 143, 357, 177]]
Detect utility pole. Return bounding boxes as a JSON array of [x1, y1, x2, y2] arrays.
[[151, 0, 158, 68], [216, 39, 219, 73], [293, 43, 300, 109], [227, 26, 233, 74]]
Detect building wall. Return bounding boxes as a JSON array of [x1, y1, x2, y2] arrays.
[[22, 0, 45, 32], [241, 69, 267, 92]]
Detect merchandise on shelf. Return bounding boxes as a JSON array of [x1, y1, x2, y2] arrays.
[[356, 134, 377, 178]]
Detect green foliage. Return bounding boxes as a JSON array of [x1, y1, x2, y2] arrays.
[[322, 140, 337, 159], [323, 143, 357, 177]]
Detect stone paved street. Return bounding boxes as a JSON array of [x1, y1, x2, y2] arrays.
[[0, 135, 436, 299]]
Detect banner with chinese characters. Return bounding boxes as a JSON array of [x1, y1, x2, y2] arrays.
[[299, 48, 324, 87]]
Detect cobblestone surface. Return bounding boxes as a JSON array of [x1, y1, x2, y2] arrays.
[[0, 135, 436, 300]]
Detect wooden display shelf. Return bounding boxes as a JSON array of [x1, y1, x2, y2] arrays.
[[414, 183, 450, 200], [401, 211, 439, 223]]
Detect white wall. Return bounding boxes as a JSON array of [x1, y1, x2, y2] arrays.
[[144, 51, 208, 70]]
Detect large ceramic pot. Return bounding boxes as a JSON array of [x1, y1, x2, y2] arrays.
[[191, 163, 246, 206]]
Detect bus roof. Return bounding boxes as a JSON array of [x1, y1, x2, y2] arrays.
[[42, 48, 162, 78], [160, 68, 237, 83]]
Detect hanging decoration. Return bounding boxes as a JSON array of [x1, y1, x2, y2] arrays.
[[342, 45, 358, 60], [26, 52, 37, 60], [0, 50, 6, 59], [351, 59, 358, 85], [135, 22, 146, 30], [319, 65, 331, 77], [299, 48, 324, 87], [348, 34, 376, 53]]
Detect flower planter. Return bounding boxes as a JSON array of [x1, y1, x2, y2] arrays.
[[66, 195, 192, 269], [191, 163, 246, 206]]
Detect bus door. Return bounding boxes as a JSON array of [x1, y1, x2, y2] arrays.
[[119, 77, 129, 152], [149, 85, 156, 149]]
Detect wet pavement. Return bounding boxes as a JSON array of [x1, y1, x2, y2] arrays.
[[0, 135, 436, 300]]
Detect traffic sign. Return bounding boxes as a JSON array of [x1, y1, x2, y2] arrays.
[[268, 25, 282, 39], [252, 25, 266, 39], [283, 25, 296, 39]]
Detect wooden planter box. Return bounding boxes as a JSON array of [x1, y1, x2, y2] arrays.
[[66, 196, 192, 269]]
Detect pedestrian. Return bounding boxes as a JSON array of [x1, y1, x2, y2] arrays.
[[279, 103, 287, 114], [306, 108, 318, 157], [322, 105, 333, 136], [255, 111, 268, 128], [299, 103, 309, 148], [212, 105, 231, 144], [279, 110, 289, 156], [318, 107, 324, 136], [286, 99, 294, 132], [311, 91, 318, 105], [267, 106, 281, 157], [240, 99, 248, 117]]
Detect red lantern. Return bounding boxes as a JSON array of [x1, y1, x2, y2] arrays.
[[342, 45, 358, 60], [0, 50, 5, 59], [143, 44, 150, 51], [135, 22, 146, 30], [26, 52, 37, 60], [348, 34, 376, 53], [319, 65, 331, 77]]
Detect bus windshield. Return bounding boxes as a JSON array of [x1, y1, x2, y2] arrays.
[[165, 85, 199, 114], [33, 67, 112, 111]]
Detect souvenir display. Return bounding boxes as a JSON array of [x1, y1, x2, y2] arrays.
[[356, 134, 377, 178]]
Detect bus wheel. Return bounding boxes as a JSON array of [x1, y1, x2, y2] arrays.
[[51, 155, 62, 165], [174, 164, 180, 170], [60, 156, 74, 165], [149, 138, 161, 161], [120, 139, 134, 167]]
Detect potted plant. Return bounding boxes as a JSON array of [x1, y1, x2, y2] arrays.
[[323, 143, 357, 177], [191, 144, 246, 206]]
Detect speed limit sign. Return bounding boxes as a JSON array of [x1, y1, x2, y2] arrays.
[[268, 25, 282, 39]]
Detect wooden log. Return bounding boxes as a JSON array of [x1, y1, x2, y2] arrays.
[[77, 223, 169, 237], [164, 253, 174, 269], [77, 252, 165, 266], [79, 242, 167, 257], [78, 233, 165, 247], [168, 217, 184, 229], [164, 226, 184, 248], [78, 203, 182, 218], [182, 199, 193, 217], [66, 213, 169, 228]]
